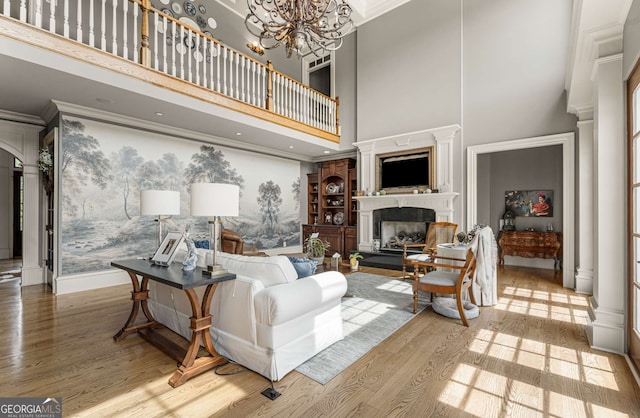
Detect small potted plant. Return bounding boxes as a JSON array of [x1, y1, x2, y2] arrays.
[[349, 252, 364, 272], [304, 235, 330, 265]]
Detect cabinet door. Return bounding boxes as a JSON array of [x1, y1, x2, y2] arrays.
[[314, 226, 343, 257], [344, 227, 357, 255]]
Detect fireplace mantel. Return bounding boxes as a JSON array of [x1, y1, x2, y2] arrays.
[[354, 192, 459, 252]]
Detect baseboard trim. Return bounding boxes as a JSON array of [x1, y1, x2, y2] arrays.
[[55, 269, 130, 295], [624, 354, 640, 390]]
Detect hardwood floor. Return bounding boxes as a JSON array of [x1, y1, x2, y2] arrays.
[[1, 260, 639, 417]]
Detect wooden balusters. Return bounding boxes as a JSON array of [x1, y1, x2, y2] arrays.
[[63, 0, 69, 37], [45, 0, 52, 31], [76, 0, 82, 42], [122, 0, 128, 59], [100, 0, 106, 51], [88, 0, 95, 47], [139, 0, 150, 65]]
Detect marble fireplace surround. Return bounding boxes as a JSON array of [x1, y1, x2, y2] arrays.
[[353, 125, 460, 252]]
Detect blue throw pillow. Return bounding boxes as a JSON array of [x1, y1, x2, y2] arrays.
[[194, 240, 210, 249], [287, 256, 317, 279]]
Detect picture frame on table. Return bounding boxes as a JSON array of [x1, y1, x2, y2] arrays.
[[151, 231, 185, 266]]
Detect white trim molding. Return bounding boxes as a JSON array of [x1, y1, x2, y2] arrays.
[[466, 132, 576, 289]]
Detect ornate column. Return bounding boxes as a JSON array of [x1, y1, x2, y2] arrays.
[[575, 113, 594, 294]]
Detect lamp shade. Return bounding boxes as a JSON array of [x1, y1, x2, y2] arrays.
[[140, 190, 181, 216], [190, 183, 240, 217]]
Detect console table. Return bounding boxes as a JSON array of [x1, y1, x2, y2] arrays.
[[497, 231, 562, 269], [112, 259, 235, 387]]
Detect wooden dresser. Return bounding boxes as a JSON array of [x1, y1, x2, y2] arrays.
[[497, 231, 562, 269]]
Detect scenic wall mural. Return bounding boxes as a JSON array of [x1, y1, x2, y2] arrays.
[[60, 116, 301, 275]]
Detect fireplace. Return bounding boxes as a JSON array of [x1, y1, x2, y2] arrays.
[[373, 207, 435, 252]]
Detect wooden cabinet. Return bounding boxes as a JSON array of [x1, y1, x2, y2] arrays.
[[318, 158, 357, 227], [498, 231, 562, 268], [304, 158, 358, 258], [302, 224, 357, 259]]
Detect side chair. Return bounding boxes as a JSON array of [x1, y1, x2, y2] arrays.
[[402, 221, 458, 278], [411, 248, 478, 327]]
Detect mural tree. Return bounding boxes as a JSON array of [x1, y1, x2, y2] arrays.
[[291, 177, 300, 209], [111, 146, 143, 220], [157, 153, 184, 190], [257, 180, 282, 235], [61, 119, 111, 217], [184, 145, 244, 190], [135, 160, 165, 191]]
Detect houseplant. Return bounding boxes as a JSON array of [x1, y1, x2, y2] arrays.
[[349, 252, 364, 272], [304, 236, 330, 265]]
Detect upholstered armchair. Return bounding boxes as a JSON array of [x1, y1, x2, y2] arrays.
[[221, 228, 265, 256]]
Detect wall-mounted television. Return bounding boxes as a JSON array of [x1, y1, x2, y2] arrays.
[[375, 147, 435, 193]]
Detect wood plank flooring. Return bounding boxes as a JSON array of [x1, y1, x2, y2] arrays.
[[0, 259, 639, 417]]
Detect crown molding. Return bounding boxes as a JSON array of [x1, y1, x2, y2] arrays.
[[0, 109, 45, 126]]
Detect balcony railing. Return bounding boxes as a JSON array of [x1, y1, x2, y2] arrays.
[[0, 0, 339, 138]]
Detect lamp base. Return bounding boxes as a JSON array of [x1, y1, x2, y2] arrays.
[[202, 264, 228, 277]]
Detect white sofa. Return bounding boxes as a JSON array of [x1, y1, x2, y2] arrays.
[[147, 251, 348, 381]]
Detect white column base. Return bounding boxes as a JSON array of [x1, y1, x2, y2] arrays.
[[21, 265, 44, 286], [585, 296, 625, 354], [574, 267, 593, 294]]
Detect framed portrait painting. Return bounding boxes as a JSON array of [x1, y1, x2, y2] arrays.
[[505, 190, 553, 217]]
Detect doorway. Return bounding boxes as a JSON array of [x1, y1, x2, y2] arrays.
[[302, 52, 334, 98], [13, 166, 22, 257], [466, 132, 575, 288]]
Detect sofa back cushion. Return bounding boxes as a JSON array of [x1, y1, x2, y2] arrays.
[[218, 253, 297, 287]]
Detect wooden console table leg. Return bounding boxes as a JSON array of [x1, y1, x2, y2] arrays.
[[169, 283, 227, 387], [114, 274, 160, 341]]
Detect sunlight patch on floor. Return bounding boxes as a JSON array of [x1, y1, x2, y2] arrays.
[[496, 290, 588, 324], [439, 363, 629, 418], [376, 280, 413, 295], [342, 299, 395, 337], [469, 329, 619, 390]]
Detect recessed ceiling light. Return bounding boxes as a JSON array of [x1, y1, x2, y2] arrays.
[[236, 132, 242, 136], [289, 145, 294, 149], [155, 112, 163, 116], [96, 97, 114, 104], [323, 150, 330, 154]]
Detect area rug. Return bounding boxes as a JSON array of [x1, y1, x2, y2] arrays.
[[295, 272, 428, 384]]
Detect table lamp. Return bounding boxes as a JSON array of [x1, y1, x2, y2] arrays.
[[140, 190, 181, 247], [190, 183, 240, 276]]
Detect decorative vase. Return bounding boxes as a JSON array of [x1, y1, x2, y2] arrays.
[[350, 260, 359, 272]]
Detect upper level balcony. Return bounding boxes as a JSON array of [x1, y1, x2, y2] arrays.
[[0, 0, 343, 157]]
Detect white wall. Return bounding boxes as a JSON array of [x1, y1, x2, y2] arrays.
[[356, 0, 462, 141], [463, 0, 577, 146]]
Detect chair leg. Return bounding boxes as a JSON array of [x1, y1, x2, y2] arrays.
[[456, 296, 469, 327], [469, 285, 478, 306], [402, 265, 407, 279], [413, 290, 418, 314]]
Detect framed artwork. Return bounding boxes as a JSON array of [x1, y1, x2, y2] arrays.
[[505, 190, 553, 217], [151, 231, 185, 266]]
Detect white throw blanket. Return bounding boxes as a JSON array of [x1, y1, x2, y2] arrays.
[[469, 226, 498, 306]]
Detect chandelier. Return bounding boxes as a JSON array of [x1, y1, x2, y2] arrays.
[[245, 0, 354, 58]]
